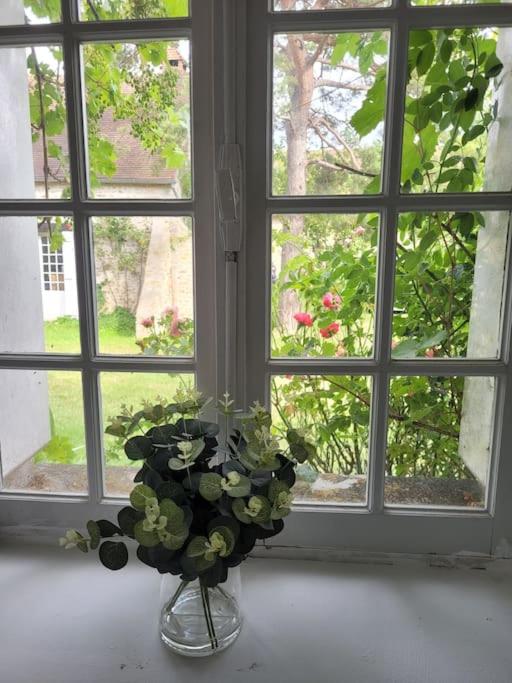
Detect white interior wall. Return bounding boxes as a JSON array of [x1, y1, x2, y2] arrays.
[[0, 0, 50, 479]]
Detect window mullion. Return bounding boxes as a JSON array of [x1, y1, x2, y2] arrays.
[[62, 8, 103, 503]]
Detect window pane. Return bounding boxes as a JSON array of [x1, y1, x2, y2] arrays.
[[1, 370, 87, 495], [0, 216, 80, 354], [79, 0, 189, 20], [274, 0, 390, 9], [271, 375, 372, 505], [392, 211, 510, 360], [83, 40, 191, 199], [401, 27, 511, 193], [0, 45, 70, 199], [273, 31, 390, 196], [272, 214, 378, 358], [385, 376, 495, 508], [100, 372, 194, 497], [0, 1, 61, 25], [92, 216, 194, 356], [412, 0, 510, 5]]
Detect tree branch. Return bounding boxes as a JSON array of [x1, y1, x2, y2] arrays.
[[308, 158, 377, 179]]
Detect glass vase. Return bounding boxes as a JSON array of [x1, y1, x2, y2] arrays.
[[159, 567, 242, 657]]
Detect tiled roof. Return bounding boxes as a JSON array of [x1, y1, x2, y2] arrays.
[[33, 109, 179, 185], [33, 46, 186, 185]]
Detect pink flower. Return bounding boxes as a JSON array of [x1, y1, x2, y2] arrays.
[[391, 339, 399, 350], [335, 343, 347, 357], [141, 316, 154, 329], [425, 348, 435, 358], [162, 306, 173, 317], [354, 225, 366, 237], [322, 292, 342, 310], [319, 322, 340, 339], [294, 312, 313, 327]]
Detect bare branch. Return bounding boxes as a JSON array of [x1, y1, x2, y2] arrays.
[[308, 158, 377, 179]]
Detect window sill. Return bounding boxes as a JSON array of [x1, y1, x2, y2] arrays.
[[2, 540, 512, 683]]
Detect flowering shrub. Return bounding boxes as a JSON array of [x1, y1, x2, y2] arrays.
[[136, 306, 194, 356]]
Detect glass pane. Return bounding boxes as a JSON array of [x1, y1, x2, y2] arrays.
[[412, 0, 510, 5], [0, 1, 61, 25], [83, 40, 191, 199], [401, 27, 511, 193], [79, 0, 188, 20], [101, 372, 194, 497], [0, 45, 70, 199], [392, 211, 510, 360], [273, 31, 390, 196], [93, 216, 194, 356], [274, 0, 390, 8], [385, 376, 496, 508], [0, 216, 80, 354], [1, 370, 87, 495], [272, 213, 378, 358], [271, 375, 372, 505]]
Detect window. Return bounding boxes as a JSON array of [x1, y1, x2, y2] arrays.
[[245, 1, 512, 554], [41, 235, 65, 292], [1, 0, 512, 558], [0, 2, 216, 522]]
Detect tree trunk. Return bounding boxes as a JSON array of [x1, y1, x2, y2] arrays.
[[278, 34, 315, 332]]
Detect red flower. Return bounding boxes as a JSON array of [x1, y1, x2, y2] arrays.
[[425, 348, 435, 358], [141, 316, 154, 329], [319, 322, 340, 339], [294, 312, 313, 327], [322, 292, 341, 310]]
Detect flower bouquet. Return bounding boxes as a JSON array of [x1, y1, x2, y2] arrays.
[[61, 388, 316, 655]]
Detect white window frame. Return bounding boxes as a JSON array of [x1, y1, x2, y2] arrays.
[[0, 0, 219, 534], [244, 0, 512, 556], [2, 0, 512, 559]]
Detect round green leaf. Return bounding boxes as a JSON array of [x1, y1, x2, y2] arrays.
[[186, 535, 209, 559], [159, 498, 185, 528], [210, 526, 235, 557], [130, 484, 157, 511], [117, 507, 143, 538], [98, 541, 129, 571], [86, 520, 101, 550], [134, 521, 160, 548], [232, 498, 252, 524], [124, 435, 153, 461], [199, 473, 223, 501], [161, 527, 189, 551], [268, 479, 290, 504], [225, 473, 251, 498]]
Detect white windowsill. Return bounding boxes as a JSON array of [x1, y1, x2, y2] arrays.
[[2, 540, 512, 683]]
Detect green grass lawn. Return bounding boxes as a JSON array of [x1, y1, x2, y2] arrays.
[[37, 317, 192, 468], [44, 315, 141, 355]]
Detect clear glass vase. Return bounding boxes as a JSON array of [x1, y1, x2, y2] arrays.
[[159, 568, 242, 657]]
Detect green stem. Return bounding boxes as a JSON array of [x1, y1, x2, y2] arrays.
[[168, 579, 188, 612], [200, 584, 218, 650]]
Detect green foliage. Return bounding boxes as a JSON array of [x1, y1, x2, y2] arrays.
[[270, 26, 505, 488], [61, 389, 316, 587]]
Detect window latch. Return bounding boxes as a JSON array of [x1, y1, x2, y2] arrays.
[[216, 144, 243, 254]]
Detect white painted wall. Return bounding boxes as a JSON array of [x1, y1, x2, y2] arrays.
[[0, 0, 50, 479], [459, 30, 512, 486]]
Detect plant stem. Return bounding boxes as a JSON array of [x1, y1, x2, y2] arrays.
[[168, 579, 188, 612], [200, 584, 218, 650]]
